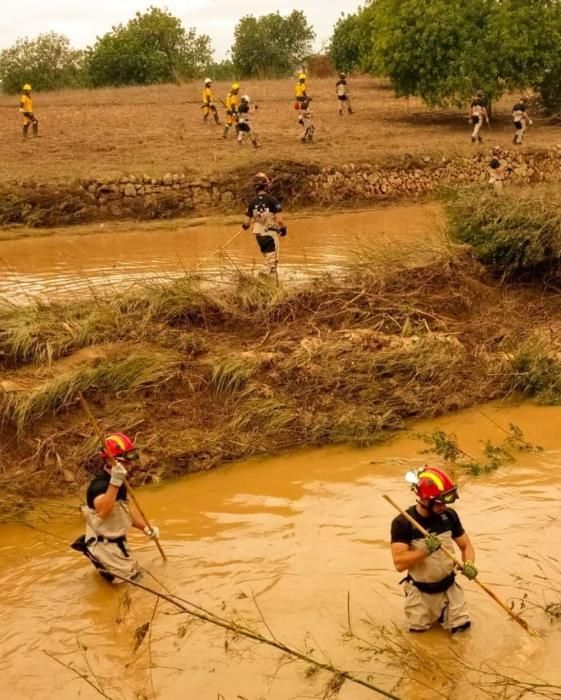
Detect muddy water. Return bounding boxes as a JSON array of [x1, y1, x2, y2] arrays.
[[0, 203, 442, 303], [1, 403, 561, 700]]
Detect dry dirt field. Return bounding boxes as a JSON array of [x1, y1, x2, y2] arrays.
[[2, 77, 561, 184]]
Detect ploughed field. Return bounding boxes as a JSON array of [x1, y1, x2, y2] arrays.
[[1, 77, 561, 183]]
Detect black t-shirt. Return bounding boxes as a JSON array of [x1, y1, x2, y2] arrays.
[[86, 471, 127, 509], [391, 505, 464, 544], [246, 193, 282, 219]]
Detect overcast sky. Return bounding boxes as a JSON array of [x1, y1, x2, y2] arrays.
[[1, 1, 359, 59]]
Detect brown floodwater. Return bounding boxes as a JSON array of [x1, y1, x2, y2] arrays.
[[1, 403, 560, 699], [0, 203, 442, 304]]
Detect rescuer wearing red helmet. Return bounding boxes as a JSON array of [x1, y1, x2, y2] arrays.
[[242, 172, 287, 277], [390, 466, 477, 633], [72, 432, 159, 582]]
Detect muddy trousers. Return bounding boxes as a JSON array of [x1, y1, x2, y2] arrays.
[[22, 112, 38, 138], [203, 104, 219, 124], [338, 97, 353, 115], [71, 534, 140, 583], [403, 579, 470, 632], [513, 121, 526, 144], [471, 117, 483, 142], [255, 231, 279, 275]]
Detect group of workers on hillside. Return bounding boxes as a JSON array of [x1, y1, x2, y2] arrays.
[[72, 424, 478, 635], [200, 71, 353, 146]]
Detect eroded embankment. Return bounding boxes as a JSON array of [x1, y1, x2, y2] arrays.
[[2, 240, 561, 518], [0, 147, 560, 227]]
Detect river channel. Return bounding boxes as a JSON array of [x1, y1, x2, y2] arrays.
[[0, 202, 442, 304], [0, 403, 560, 699]]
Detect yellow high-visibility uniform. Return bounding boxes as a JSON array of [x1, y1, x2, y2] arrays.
[[225, 91, 239, 127]]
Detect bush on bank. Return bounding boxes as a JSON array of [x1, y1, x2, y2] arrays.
[[446, 187, 561, 281]]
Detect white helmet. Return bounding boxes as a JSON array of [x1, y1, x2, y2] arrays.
[[204, 78, 212, 85], [241, 94, 250, 103]]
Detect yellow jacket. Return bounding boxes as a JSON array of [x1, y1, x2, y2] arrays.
[[226, 92, 239, 113], [295, 82, 307, 99], [20, 94, 33, 113], [202, 86, 214, 104]]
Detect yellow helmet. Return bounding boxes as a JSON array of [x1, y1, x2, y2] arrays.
[[298, 72, 306, 80], [23, 84, 32, 91], [231, 82, 240, 91]]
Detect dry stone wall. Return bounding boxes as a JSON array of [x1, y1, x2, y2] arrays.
[[1, 148, 560, 227]]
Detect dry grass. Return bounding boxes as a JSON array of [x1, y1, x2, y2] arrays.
[[2, 77, 561, 184]]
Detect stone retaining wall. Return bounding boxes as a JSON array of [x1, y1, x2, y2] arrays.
[[1, 148, 560, 227]]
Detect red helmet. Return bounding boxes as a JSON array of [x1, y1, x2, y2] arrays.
[[100, 432, 139, 461], [409, 466, 458, 504]]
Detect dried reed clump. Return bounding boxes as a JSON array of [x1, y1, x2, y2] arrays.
[[0, 352, 180, 433], [507, 339, 561, 404], [447, 186, 561, 280]]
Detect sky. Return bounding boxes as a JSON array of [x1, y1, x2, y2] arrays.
[[0, 1, 358, 60]]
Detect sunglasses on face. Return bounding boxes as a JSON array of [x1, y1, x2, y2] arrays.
[[118, 449, 140, 462], [434, 488, 458, 505]]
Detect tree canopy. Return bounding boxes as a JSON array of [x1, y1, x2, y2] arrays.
[[231, 11, 315, 78], [85, 6, 213, 87], [0, 32, 84, 94]]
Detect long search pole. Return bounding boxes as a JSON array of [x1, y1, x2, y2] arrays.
[[193, 227, 244, 272], [383, 494, 534, 636], [78, 392, 167, 561]]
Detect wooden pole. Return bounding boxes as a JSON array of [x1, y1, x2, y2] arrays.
[[193, 227, 244, 271], [383, 494, 534, 636], [78, 392, 167, 561]]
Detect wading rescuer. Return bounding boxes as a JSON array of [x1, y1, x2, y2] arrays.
[[202, 78, 219, 124], [336, 72, 353, 115], [242, 172, 286, 276], [223, 82, 240, 139], [469, 91, 489, 144], [390, 466, 478, 633], [512, 97, 532, 145], [20, 84, 39, 139], [71, 432, 160, 583]]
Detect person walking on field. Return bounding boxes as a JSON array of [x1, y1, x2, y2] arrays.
[[336, 72, 353, 115], [223, 82, 240, 139], [294, 72, 308, 110], [298, 97, 315, 144], [242, 172, 287, 277], [469, 91, 489, 143], [512, 96, 532, 145], [237, 95, 260, 148], [202, 78, 219, 124], [20, 84, 39, 139], [71, 432, 160, 583], [390, 466, 478, 633]]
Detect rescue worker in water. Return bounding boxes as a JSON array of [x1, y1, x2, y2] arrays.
[[72, 433, 160, 582], [390, 466, 478, 633]]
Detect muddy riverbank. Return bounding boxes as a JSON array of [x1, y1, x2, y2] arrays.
[[3, 232, 561, 514], [1, 404, 560, 699]]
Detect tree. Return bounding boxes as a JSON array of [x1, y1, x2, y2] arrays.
[[85, 6, 212, 87], [329, 4, 378, 74], [0, 32, 85, 94], [231, 11, 315, 78], [366, 0, 561, 108]]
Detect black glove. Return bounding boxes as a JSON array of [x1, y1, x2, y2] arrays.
[[278, 226, 287, 237], [242, 222, 250, 230]]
